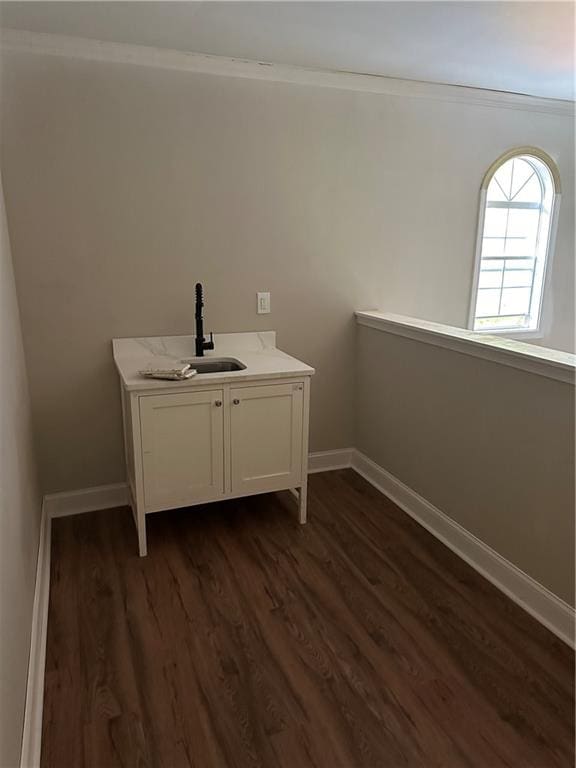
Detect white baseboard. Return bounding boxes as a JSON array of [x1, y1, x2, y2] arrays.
[[20, 502, 51, 768], [351, 450, 575, 647], [308, 448, 353, 473], [44, 482, 129, 518], [42, 454, 352, 519]]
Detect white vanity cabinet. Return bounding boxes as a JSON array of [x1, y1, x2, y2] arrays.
[[120, 376, 310, 556]]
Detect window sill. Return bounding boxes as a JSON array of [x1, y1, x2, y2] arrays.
[[472, 327, 544, 341], [355, 311, 575, 385]]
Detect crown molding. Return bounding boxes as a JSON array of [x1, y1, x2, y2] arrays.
[[1, 28, 573, 117]]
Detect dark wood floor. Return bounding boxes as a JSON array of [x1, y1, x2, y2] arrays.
[[42, 470, 574, 768]]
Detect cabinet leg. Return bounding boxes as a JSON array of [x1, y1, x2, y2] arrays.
[[298, 481, 308, 524], [128, 485, 147, 556], [137, 513, 148, 557]]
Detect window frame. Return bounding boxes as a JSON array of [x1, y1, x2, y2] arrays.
[[468, 147, 561, 339]]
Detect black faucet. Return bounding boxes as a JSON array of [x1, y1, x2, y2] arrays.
[[194, 282, 214, 357]]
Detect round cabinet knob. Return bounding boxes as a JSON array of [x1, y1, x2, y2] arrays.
[[214, 400, 222, 407], [233, 398, 240, 405]]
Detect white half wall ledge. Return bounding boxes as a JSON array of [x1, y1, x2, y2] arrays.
[[356, 311, 576, 385], [1, 28, 574, 118], [351, 450, 575, 648]]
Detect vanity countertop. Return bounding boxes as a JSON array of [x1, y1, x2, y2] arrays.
[[113, 331, 314, 391]]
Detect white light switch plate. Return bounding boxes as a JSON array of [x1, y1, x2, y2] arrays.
[[257, 292, 271, 314]]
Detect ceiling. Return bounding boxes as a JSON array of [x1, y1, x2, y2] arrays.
[[1, 1, 574, 100]]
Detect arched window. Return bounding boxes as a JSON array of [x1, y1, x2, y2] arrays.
[[469, 148, 560, 334]]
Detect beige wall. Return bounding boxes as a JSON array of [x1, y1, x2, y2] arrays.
[[0, 175, 41, 767], [0, 51, 573, 493], [355, 324, 575, 605]]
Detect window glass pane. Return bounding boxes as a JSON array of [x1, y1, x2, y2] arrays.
[[503, 269, 534, 288], [486, 177, 507, 202], [506, 257, 535, 271], [482, 208, 507, 238], [513, 173, 541, 204], [482, 236, 505, 257], [500, 287, 531, 315], [479, 266, 503, 289], [476, 288, 501, 317], [505, 208, 539, 257], [509, 159, 536, 200], [492, 162, 512, 199], [504, 240, 530, 258]]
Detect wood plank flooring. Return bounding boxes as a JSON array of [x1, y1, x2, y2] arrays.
[[42, 470, 574, 768]]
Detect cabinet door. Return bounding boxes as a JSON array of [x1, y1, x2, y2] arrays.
[[230, 382, 304, 495], [140, 390, 224, 511]]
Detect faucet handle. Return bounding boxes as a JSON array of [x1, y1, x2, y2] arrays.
[[205, 332, 215, 351]]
